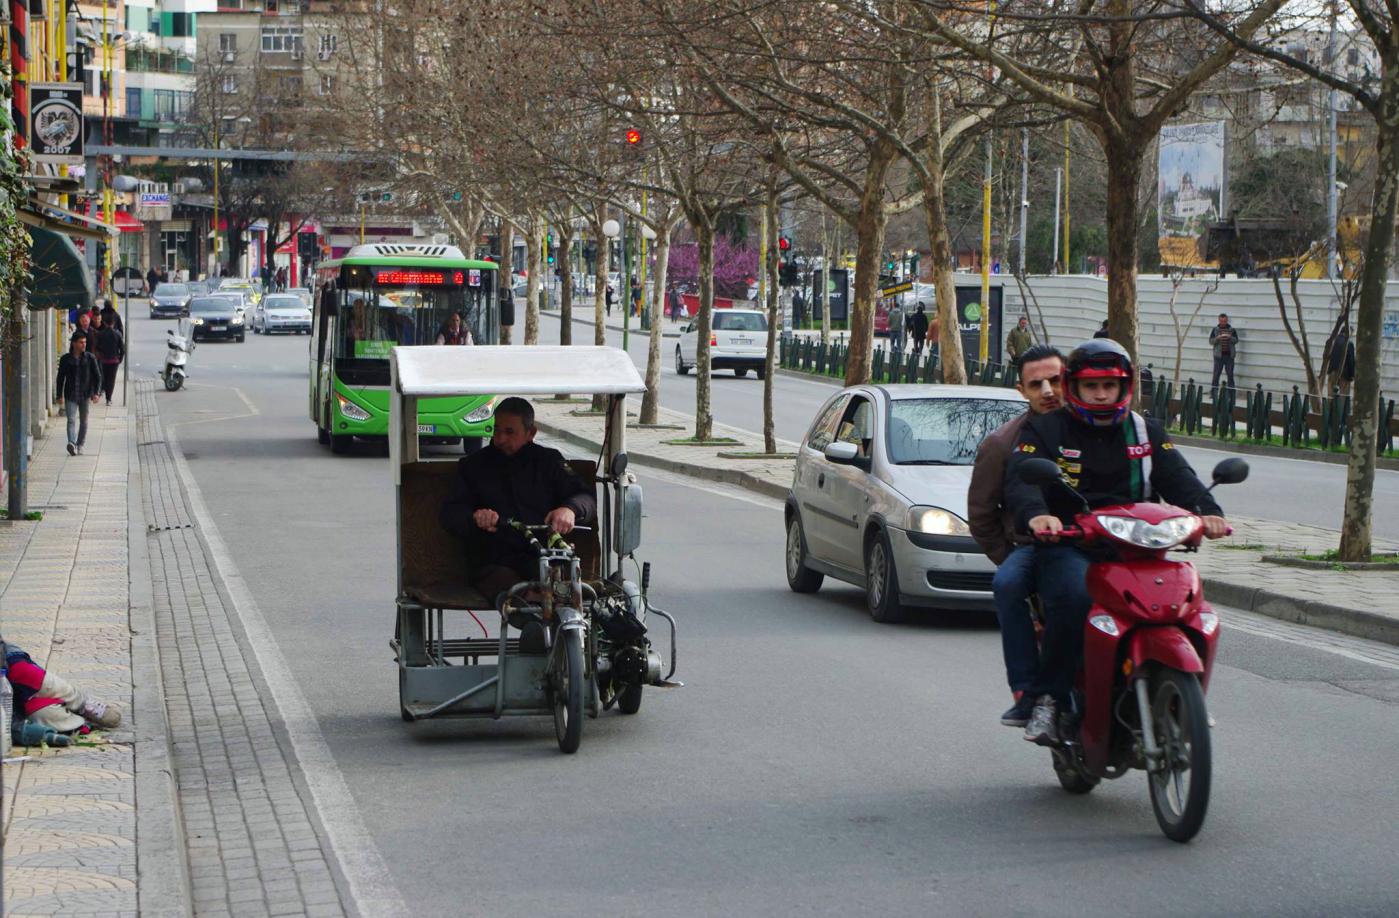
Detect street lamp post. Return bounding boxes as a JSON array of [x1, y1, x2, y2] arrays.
[[602, 217, 622, 347]]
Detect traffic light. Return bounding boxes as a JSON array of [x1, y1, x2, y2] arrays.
[[625, 128, 642, 146], [778, 236, 791, 252], [297, 231, 318, 259]]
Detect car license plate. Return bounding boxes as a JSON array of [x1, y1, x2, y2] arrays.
[[417, 424, 436, 434], [733, 336, 753, 345]]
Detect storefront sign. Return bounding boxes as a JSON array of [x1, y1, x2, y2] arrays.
[[29, 83, 84, 165]]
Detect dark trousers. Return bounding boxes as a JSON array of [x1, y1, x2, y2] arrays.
[[100, 362, 119, 403], [1212, 354, 1235, 393], [1028, 545, 1093, 703], [992, 545, 1039, 694], [471, 563, 533, 608]]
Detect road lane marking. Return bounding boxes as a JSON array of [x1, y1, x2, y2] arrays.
[[164, 425, 408, 917], [1224, 607, 1399, 672]]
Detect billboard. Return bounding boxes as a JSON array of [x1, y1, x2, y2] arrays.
[[1158, 121, 1226, 268], [956, 284, 1002, 365], [29, 83, 84, 165]]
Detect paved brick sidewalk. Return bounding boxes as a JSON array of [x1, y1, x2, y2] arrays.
[[533, 399, 1399, 646]]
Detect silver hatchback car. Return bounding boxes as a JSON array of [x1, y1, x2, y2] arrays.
[[785, 384, 1026, 621]]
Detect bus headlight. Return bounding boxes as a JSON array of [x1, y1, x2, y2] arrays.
[[336, 393, 371, 421], [463, 399, 495, 424]]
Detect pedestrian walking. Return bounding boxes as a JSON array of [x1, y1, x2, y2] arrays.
[[1326, 325, 1356, 396], [887, 301, 905, 354], [55, 332, 101, 456], [275, 266, 288, 292], [668, 285, 683, 321], [1005, 316, 1033, 364], [630, 277, 642, 317], [158, 266, 169, 285], [72, 309, 97, 354], [101, 302, 123, 337], [926, 312, 941, 363], [910, 303, 930, 358], [605, 284, 615, 317], [1209, 312, 1239, 395], [94, 312, 125, 406], [145, 266, 159, 297]]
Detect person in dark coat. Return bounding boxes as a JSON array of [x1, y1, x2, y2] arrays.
[[910, 303, 930, 357], [1093, 320, 1111, 339], [94, 314, 125, 406], [146, 267, 159, 297], [440, 398, 596, 606], [55, 332, 102, 455]]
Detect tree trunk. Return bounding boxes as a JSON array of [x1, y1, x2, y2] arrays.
[[922, 126, 966, 384], [844, 142, 896, 386], [558, 229, 573, 347], [1102, 139, 1144, 366], [497, 219, 515, 345], [525, 214, 543, 345], [640, 218, 672, 425], [1338, 118, 1399, 562], [763, 182, 779, 455], [694, 219, 715, 441]]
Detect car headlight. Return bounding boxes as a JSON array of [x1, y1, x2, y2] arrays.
[[335, 393, 372, 421], [230, 315, 244, 325], [907, 506, 971, 536], [1095, 514, 1200, 549], [462, 398, 496, 424], [191, 317, 204, 325]]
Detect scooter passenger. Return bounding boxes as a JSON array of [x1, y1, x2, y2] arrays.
[[967, 344, 1066, 728], [1003, 339, 1229, 746]]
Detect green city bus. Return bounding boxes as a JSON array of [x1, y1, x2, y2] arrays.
[[310, 243, 500, 454]]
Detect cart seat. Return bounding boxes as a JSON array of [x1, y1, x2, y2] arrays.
[[399, 458, 601, 611]]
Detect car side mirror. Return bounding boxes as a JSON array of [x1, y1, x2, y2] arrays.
[[1211, 457, 1249, 486], [824, 441, 860, 465], [1018, 457, 1063, 486]]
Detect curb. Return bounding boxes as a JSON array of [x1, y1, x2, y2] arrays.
[[542, 309, 681, 338], [127, 402, 195, 918], [540, 412, 1399, 649], [1168, 432, 1399, 471]]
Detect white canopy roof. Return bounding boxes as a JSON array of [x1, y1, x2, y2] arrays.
[[391, 345, 645, 397]]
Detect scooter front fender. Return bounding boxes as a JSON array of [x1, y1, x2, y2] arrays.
[[1125, 626, 1203, 674]]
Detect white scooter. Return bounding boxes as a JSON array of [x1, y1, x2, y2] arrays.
[[163, 327, 194, 391]]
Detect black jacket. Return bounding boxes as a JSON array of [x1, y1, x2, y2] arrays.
[[1005, 409, 1221, 532], [440, 441, 596, 573], [56, 351, 102, 402], [94, 326, 124, 363], [910, 310, 929, 339]]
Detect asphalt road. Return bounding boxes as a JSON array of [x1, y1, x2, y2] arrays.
[[535, 312, 1399, 540], [127, 307, 1399, 916]]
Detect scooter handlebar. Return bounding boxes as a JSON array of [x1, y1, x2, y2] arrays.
[[1033, 525, 1084, 542]]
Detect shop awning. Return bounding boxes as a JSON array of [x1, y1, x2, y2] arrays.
[[26, 225, 94, 310], [17, 200, 118, 241], [113, 210, 143, 233]]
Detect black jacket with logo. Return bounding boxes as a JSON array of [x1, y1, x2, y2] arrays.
[[440, 441, 596, 573], [1004, 409, 1221, 532], [55, 351, 102, 402]]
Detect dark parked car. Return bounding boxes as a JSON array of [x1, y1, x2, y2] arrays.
[[150, 283, 191, 319], [187, 296, 246, 342]]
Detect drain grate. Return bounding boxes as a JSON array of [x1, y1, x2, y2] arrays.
[[148, 524, 195, 532]]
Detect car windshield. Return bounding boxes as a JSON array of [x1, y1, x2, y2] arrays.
[[886, 398, 1025, 465], [189, 298, 231, 314], [713, 312, 767, 332], [154, 284, 188, 297], [263, 296, 305, 310]]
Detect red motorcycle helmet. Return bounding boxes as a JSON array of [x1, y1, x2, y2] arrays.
[[1064, 338, 1133, 424]]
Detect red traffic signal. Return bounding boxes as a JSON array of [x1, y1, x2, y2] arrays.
[[778, 236, 791, 251], [625, 128, 642, 145]]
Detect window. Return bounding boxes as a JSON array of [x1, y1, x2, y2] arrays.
[[261, 26, 304, 54], [885, 398, 1026, 465], [1347, 47, 1360, 67], [222, 75, 238, 95], [168, 13, 193, 38], [807, 395, 850, 453], [125, 87, 142, 117], [713, 312, 767, 332], [219, 33, 237, 54], [154, 89, 192, 121], [278, 76, 302, 99], [835, 397, 874, 459], [319, 74, 334, 96], [318, 34, 337, 56]]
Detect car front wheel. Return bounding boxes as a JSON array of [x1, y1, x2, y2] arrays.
[[865, 530, 908, 623], [675, 346, 689, 375], [785, 514, 824, 593]]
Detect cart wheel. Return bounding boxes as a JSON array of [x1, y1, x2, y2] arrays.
[[617, 682, 643, 715], [553, 628, 584, 753]]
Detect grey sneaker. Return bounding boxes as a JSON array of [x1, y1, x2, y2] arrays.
[[1024, 695, 1059, 746]]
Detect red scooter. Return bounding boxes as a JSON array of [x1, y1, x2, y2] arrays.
[[1017, 455, 1248, 842]]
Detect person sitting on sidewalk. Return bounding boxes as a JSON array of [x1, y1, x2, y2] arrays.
[[967, 344, 1064, 727], [3, 637, 122, 736], [56, 331, 102, 456]]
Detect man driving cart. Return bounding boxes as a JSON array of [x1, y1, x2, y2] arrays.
[[440, 397, 597, 619]]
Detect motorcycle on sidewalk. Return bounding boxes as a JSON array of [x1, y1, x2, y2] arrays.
[[162, 325, 195, 391], [1017, 455, 1248, 842]]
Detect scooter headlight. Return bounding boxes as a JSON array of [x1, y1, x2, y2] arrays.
[[335, 393, 371, 422], [907, 506, 971, 536], [462, 398, 496, 424], [1095, 514, 1200, 549]]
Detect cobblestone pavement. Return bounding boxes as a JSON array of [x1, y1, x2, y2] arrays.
[[2, 401, 140, 916], [533, 398, 1399, 645]]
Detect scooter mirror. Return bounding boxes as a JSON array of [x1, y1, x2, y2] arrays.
[[1211, 457, 1249, 485], [167, 329, 174, 335], [1018, 456, 1063, 486]]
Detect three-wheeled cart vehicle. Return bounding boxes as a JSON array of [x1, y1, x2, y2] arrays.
[[387, 345, 677, 753]]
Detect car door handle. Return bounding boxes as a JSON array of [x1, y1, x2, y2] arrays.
[[818, 472, 826, 488]]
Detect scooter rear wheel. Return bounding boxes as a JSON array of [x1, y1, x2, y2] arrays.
[[1147, 669, 1212, 843]]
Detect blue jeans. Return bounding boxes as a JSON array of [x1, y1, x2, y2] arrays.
[[64, 399, 90, 448], [991, 545, 1039, 694], [1029, 545, 1093, 704]]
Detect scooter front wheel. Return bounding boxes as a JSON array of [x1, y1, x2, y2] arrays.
[[1052, 748, 1099, 795], [551, 628, 584, 754], [164, 373, 182, 392], [1147, 669, 1212, 843]]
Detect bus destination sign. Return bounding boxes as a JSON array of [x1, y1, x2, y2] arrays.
[[374, 269, 466, 286]]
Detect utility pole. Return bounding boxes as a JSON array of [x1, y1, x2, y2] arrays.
[[1326, 0, 1340, 279], [1018, 128, 1030, 276], [1052, 168, 1062, 274], [980, 134, 992, 361]]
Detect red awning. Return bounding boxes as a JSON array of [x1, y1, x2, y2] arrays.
[[113, 211, 143, 233]]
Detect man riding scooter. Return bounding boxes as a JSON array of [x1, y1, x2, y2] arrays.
[[1004, 339, 1230, 745]]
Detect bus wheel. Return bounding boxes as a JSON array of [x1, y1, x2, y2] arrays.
[[330, 433, 353, 454], [462, 437, 483, 454], [317, 426, 330, 445]]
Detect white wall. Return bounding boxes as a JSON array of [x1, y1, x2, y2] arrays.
[[998, 274, 1399, 398]]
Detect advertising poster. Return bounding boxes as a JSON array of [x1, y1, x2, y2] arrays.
[[955, 285, 1002, 365], [1158, 121, 1226, 268]]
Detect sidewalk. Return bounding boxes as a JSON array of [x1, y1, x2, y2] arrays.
[[540, 305, 686, 339], [3, 383, 356, 917], [532, 399, 1399, 647]]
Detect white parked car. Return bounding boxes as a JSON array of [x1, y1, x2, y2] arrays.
[[252, 293, 312, 335], [785, 384, 1027, 621], [674, 308, 768, 378]]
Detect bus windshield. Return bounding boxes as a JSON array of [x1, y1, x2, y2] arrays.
[[335, 279, 495, 361]]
